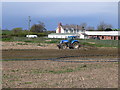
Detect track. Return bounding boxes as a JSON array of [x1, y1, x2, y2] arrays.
[[2, 54, 119, 63], [2, 48, 118, 63]]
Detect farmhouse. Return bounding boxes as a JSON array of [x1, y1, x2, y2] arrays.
[[48, 23, 119, 40]]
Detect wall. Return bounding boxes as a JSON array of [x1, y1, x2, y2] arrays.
[[56, 26, 65, 33], [48, 34, 76, 38], [88, 35, 118, 40]]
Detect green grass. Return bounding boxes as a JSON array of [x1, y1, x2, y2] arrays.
[[11, 69, 19, 72], [24, 82, 33, 84], [2, 36, 119, 47], [31, 65, 88, 74], [16, 43, 28, 45], [2, 30, 13, 35], [2, 37, 13, 41], [80, 39, 118, 47], [48, 68, 74, 74]]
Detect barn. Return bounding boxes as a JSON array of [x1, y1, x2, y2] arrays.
[[85, 31, 119, 40]]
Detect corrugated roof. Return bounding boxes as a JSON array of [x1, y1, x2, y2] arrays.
[[85, 31, 120, 36]]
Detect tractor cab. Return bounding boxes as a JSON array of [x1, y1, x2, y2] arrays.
[[67, 36, 77, 43]]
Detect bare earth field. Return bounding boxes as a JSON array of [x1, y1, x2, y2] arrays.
[[2, 41, 118, 88], [2, 61, 118, 88], [1, 41, 58, 50]]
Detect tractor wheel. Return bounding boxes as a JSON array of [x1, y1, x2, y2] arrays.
[[61, 43, 67, 49], [72, 42, 80, 49]]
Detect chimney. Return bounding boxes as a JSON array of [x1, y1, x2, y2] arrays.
[[58, 22, 62, 26], [76, 25, 79, 30], [58, 22, 62, 33]]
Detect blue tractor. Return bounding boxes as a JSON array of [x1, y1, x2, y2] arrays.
[[57, 36, 81, 49]]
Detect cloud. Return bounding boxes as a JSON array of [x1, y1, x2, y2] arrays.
[[3, 2, 117, 17]]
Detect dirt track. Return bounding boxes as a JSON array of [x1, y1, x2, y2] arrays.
[[2, 47, 118, 60]]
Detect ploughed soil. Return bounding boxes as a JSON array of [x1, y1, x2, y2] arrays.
[[1, 41, 119, 88], [2, 61, 118, 88], [2, 46, 118, 60]]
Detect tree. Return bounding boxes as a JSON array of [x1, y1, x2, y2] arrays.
[[30, 21, 47, 33], [80, 23, 87, 29], [12, 27, 22, 34], [86, 26, 95, 31], [105, 28, 112, 31], [97, 21, 112, 31]]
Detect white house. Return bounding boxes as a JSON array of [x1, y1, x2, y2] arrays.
[[48, 23, 85, 39], [56, 23, 83, 33], [48, 23, 119, 40]]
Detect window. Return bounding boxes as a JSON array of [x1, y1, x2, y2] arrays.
[[102, 36, 104, 39], [71, 30, 73, 33], [71, 28, 74, 33], [66, 30, 68, 33]]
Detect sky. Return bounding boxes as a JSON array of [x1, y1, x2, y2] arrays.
[[2, 2, 118, 30]]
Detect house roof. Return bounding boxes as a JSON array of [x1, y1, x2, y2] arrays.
[[62, 25, 82, 30]]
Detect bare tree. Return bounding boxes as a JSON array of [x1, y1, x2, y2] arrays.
[[97, 21, 112, 31], [86, 26, 95, 31], [105, 24, 112, 29], [80, 23, 87, 29]]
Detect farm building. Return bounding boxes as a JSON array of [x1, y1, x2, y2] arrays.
[[85, 31, 119, 40], [48, 33, 81, 38], [48, 23, 119, 40]]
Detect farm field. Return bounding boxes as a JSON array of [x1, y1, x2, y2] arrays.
[[2, 40, 119, 88], [2, 60, 118, 88]]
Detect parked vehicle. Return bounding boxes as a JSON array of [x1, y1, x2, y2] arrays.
[[26, 35, 38, 38], [57, 36, 81, 49]]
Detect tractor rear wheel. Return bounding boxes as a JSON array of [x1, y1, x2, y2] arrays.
[[61, 43, 67, 49], [72, 42, 80, 49]]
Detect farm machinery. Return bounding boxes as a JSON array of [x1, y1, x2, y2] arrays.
[[57, 36, 81, 49]]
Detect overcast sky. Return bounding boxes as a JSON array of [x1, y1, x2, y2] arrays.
[[2, 2, 118, 30]]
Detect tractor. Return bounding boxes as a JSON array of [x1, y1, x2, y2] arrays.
[[57, 36, 81, 49]]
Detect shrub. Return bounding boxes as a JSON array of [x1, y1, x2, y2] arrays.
[[2, 38, 12, 41], [16, 43, 28, 45], [24, 40, 33, 43]]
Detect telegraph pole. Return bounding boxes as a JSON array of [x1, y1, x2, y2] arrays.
[[28, 16, 31, 35], [82, 26, 85, 39]]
